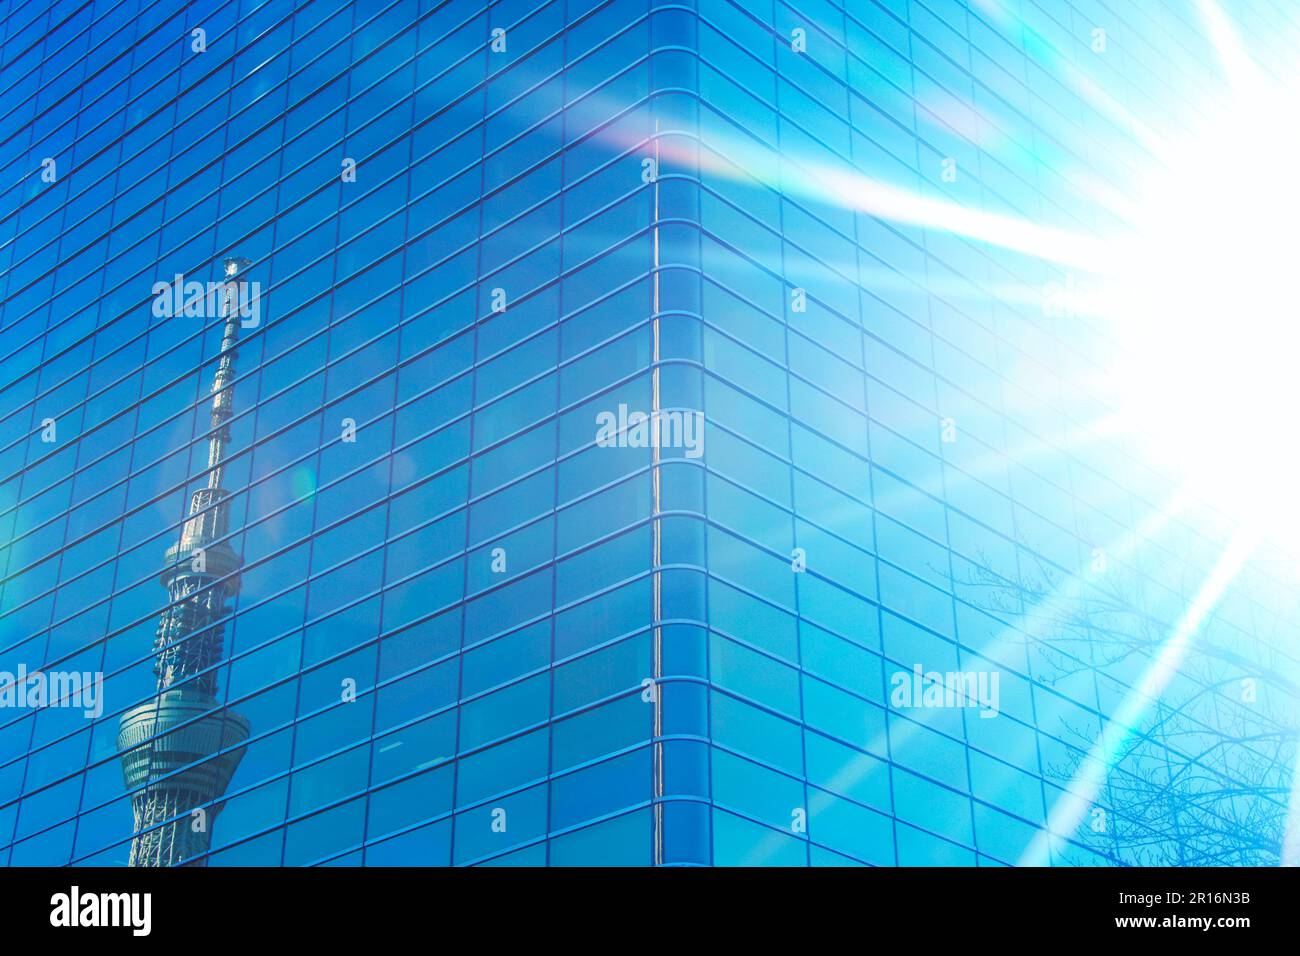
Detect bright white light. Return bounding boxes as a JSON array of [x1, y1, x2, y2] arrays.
[[1101, 90, 1300, 540]]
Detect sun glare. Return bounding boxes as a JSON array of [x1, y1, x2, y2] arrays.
[[1100, 88, 1300, 540]]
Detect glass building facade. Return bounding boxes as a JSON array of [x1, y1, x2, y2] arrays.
[[2, 0, 1299, 867]]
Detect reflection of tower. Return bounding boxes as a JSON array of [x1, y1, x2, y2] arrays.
[[118, 257, 253, 867]]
